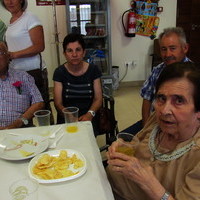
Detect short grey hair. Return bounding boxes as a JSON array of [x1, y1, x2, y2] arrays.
[[159, 27, 187, 46], [1, 0, 28, 11]]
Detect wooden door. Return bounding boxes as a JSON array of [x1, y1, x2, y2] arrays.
[[177, 0, 200, 65]]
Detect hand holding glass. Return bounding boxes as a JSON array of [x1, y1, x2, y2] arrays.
[[116, 132, 139, 156]]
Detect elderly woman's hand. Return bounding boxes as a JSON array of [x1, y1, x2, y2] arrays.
[[107, 150, 172, 200], [106, 141, 118, 160], [107, 150, 153, 184]]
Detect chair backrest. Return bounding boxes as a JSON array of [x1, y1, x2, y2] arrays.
[[151, 38, 163, 70], [153, 38, 161, 58], [98, 95, 119, 151]]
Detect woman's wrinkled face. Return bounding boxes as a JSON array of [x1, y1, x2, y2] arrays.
[[154, 78, 200, 137], [64, 41, 85, 66], [3, 0, 22, 14]]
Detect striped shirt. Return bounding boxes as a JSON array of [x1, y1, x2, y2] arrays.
[[140, 57, 191, 102]]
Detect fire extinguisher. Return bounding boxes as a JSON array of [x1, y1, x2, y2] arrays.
[[122, 2, 136, 37]]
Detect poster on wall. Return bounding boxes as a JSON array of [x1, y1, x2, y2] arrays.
[[135, 1, 158, 17], [136, 15, 159, 39], [36, 0, 65, 6], [135, 1, 159, 39]]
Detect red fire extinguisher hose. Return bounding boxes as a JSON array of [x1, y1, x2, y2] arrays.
[[122, 9, 131, 34]]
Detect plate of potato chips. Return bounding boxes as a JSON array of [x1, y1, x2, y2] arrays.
[[28, 149, 87, 183], [0, 134, 49, 160]]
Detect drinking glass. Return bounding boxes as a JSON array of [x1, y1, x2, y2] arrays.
[[9, 178, 38, 200], [34, 110, 51, 126], [62, 107, 79, 133], [116, 132, 139, 156]]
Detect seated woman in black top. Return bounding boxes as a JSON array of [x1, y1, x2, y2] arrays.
[[53, 33, 102, 136]]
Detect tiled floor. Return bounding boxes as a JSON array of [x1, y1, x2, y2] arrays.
[[113, 86, 142, 131], [96, 85, 143, 157]]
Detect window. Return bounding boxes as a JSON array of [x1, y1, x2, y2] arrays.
[[69, 4, 91, 35]]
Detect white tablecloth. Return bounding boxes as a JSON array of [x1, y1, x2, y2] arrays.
[[0, 121, 114, 200]]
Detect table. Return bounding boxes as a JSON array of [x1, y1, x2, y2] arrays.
[[0, 121, 114, 200]]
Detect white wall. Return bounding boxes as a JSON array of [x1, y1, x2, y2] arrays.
[[110, 0, 177, 82], [0, 0, 177, 86]]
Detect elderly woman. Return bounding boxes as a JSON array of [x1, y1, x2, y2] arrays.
[[107, 62, 200, 200], [53, 33, 102, 136]]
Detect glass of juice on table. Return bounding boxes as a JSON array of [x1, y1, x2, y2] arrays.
[[116, 132, 139, 156], [62, 107, 79, 133]]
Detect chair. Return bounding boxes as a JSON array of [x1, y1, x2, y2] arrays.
[[48, 98, 56, 125], [120, 120, 143, 135], [98, 95, 119, 152], [27, 68, 55, 125], [150, 38, 162, 70]]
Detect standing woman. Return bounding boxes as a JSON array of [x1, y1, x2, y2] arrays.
[[53, 33, 103, 136], [1, 0, 51, 114]]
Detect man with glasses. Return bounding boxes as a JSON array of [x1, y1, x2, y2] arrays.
[[0, 42, 44, 129]]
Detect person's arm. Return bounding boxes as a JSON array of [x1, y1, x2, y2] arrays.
[[9, 26, 45, 59], [142, 99, 152, 126], [79, 78, 103, 121], [0, 102, 44, 129], [107, 149, 174, 200], [54, 81, 65, 116], [141, 65, 162, 126]]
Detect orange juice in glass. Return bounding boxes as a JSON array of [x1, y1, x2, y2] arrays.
[[66, 124, 78, 133], [62, 107, 79, 133], [116, 132, 139, 156]]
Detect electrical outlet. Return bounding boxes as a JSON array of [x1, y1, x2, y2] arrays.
[[132, 60, 137, 67], [124, 61, 132, 68]]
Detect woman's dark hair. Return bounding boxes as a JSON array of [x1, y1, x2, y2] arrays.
[[156, 62, 200, 111], [1, 0, 27, 10], [62, 33, 85, 52]]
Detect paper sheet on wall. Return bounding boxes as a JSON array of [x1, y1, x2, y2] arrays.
[[135, 1, 158, 17], [136, 14, 159, 39]]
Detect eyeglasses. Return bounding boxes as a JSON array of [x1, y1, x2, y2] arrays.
[[0, 51, 6, 55]]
